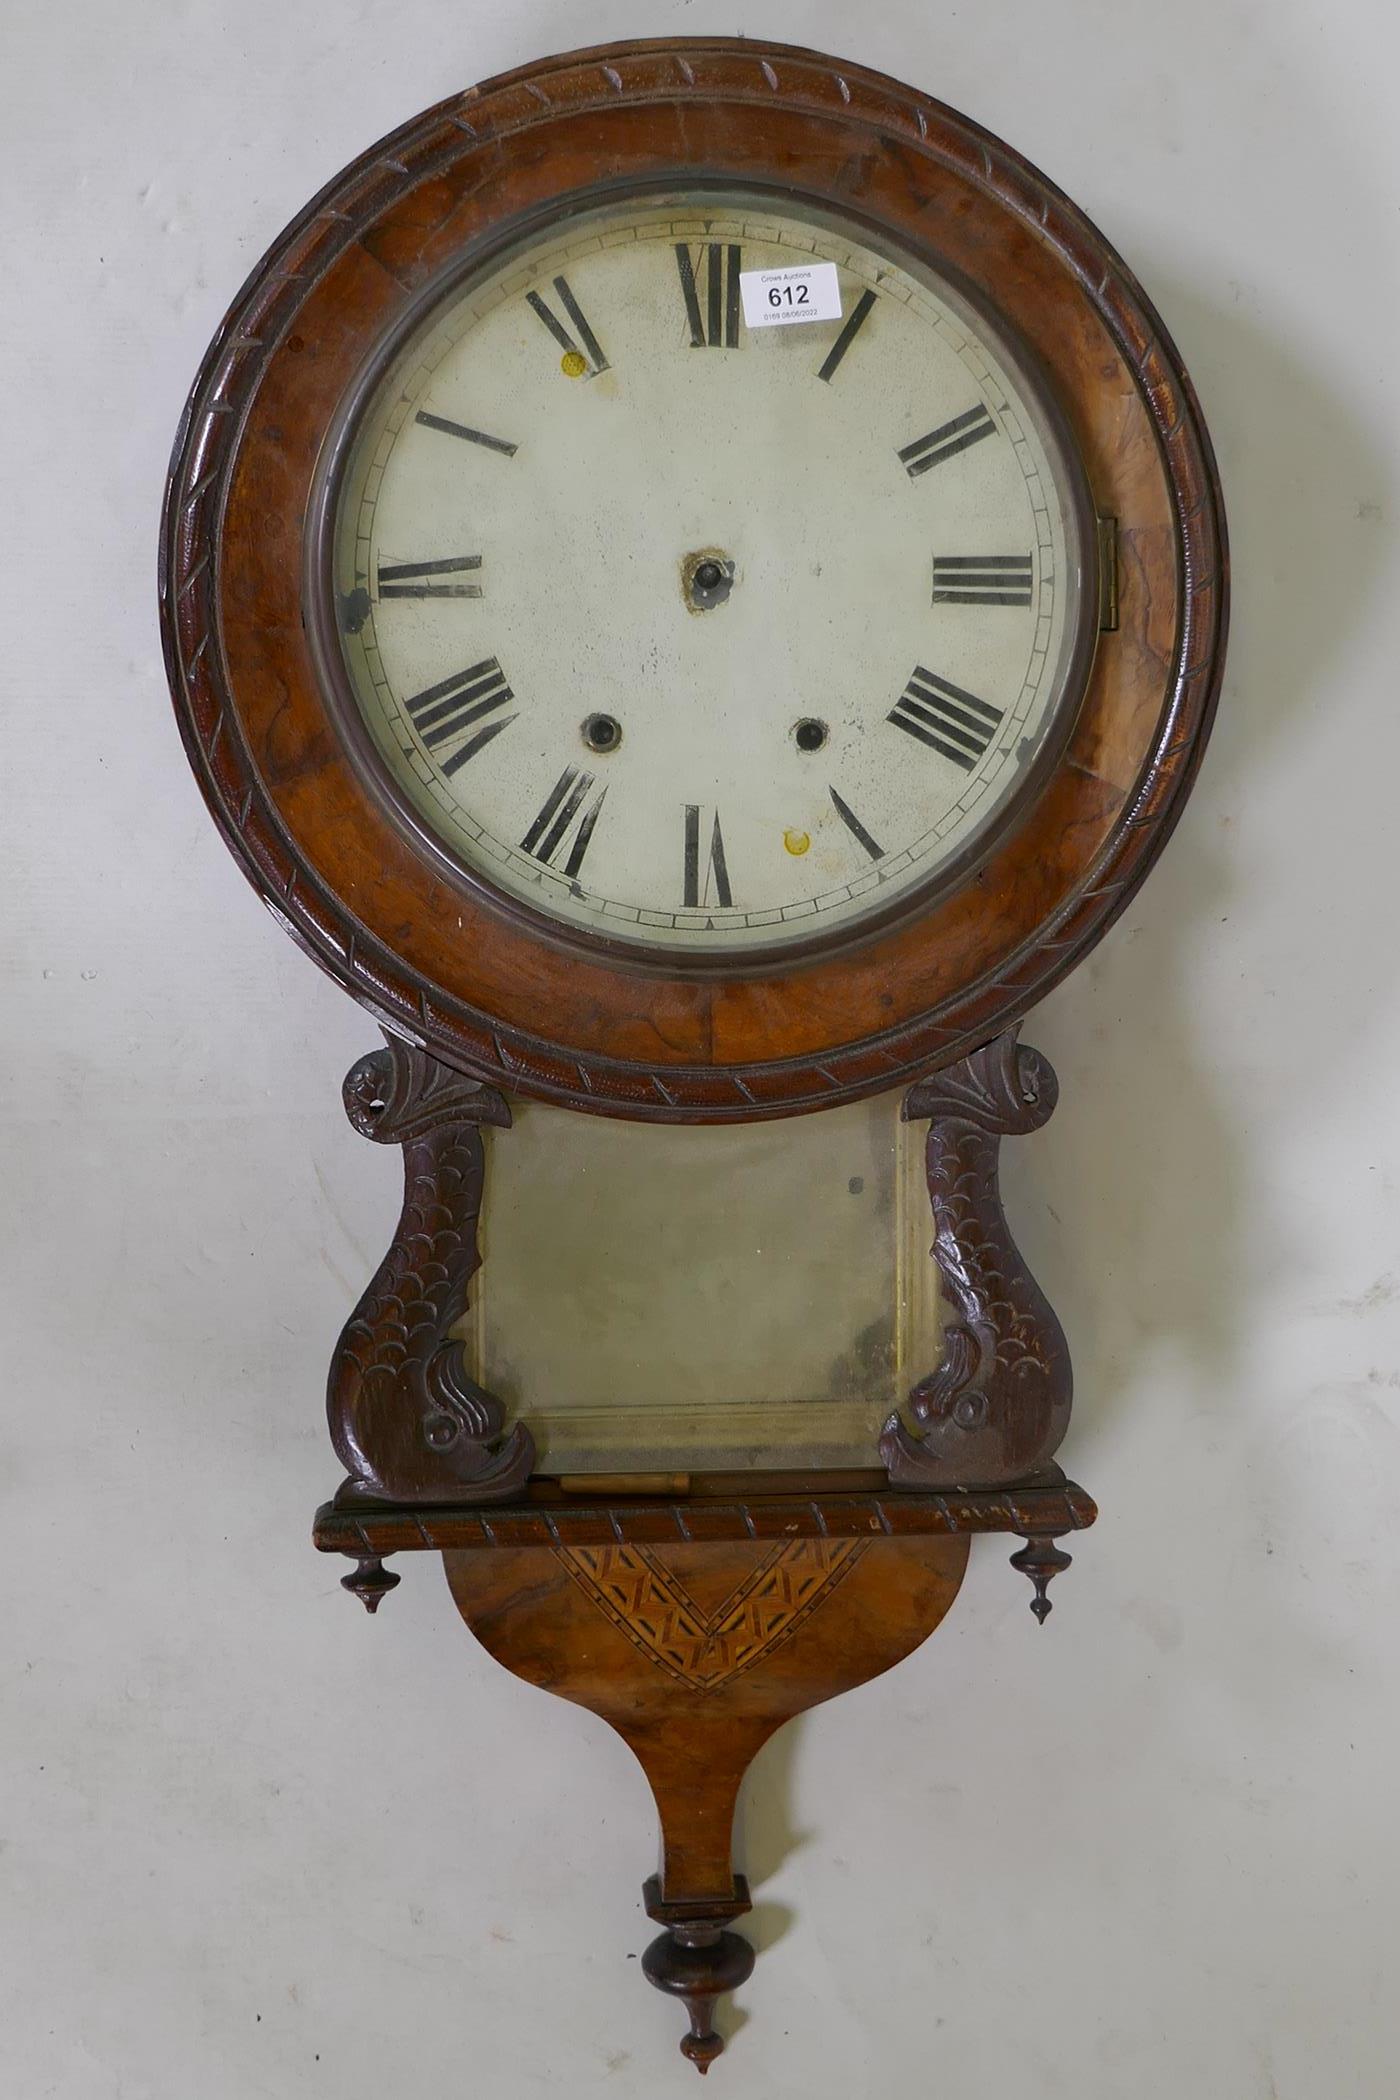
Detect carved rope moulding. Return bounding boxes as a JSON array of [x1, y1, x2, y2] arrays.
[[312, 1477, 1101, 1556], [161, 41, 1226, 1117]]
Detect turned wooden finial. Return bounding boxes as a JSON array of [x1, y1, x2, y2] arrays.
[[341, 1555, 401, 1613], [1009, 1536, 1073, 1621], [642, 1919, 755, 2073]]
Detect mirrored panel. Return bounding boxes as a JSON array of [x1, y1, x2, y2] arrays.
[[465, 1088, 942, 1473]]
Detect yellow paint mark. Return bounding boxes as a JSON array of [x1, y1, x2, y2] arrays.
[[560, 349, 588, 379], [784, 829, 811, 857]]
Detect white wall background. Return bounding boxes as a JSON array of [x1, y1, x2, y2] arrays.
[[4, 3, 1399, 2094]]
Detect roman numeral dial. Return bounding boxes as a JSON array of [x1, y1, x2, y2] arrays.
[[528, 276, 609, 375], [378, 555, 483, 601], [816, 289, 876, 383], [829, 788, 884, 861], [521, 767, 607, 879], [675, 243, 742, 347], [414, 410, 518, 456], [332, 195, 1080, 957], [404, 659, 516, 776], [932, 554, 1033, 607], [899, 404, 997, 478], [683, 807, 733, 910], [888, 668, 1005, 770]]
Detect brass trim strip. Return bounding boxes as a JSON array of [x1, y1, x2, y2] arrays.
[[1097, 514, 1119, 631]]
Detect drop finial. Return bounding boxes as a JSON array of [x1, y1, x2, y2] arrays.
[[642, 1920, 753, 2072], [1010, 1536, 1073, 1622], [341, 1555, 400, 1612]]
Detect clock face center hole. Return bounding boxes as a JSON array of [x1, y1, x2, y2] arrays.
[[582, 712, 623, 754], [793, 718, 828, 753], [682, 550, 735, 612]]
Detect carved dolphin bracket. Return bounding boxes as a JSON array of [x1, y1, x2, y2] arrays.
[[327, 1033, 534, 1524], [880, 1028, 1079, 1614]]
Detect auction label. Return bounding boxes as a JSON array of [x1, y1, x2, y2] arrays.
[[739, 261, 843, 329]]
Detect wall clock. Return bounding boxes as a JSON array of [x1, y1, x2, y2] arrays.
[[160, 36, 1226, 2072]]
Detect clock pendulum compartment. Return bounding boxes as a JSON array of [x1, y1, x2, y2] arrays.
[[314, 1027, 1095, 2068]]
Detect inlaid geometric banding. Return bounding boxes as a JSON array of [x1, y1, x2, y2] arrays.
[[555, 1539, 867, 1692]]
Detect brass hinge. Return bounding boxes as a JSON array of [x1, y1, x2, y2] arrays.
[[557, 1472, 693, 1497], [1096, 514, 1119, 631]]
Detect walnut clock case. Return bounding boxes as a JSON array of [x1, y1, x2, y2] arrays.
[[160, 37, 1226, 2074]]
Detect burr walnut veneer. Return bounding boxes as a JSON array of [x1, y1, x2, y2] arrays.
[[161, 34, 1226, 2073]]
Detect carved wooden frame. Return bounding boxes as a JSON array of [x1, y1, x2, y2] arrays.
[[327, 1034, 534, 1504], [316, 1471, 1097, 1611], [156, 34, 1232, 2071], [160, 35, 1227, 1122], [327, 1025, 1080, 1502], [882, 1026, 1072, 1486]]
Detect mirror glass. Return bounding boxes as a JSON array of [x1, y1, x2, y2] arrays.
[[464, 1088, 942, 1473]]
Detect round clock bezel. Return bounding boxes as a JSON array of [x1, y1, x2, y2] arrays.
[[161, 37, 1227, 1121], [301, 174, 1102, 976]]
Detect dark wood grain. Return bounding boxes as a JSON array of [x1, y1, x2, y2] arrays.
[[155, 34, 1224, 2069], [315, 1469, 1098, 1625], [1009, 1535, 1075, 1622], [881, 1028, 1072, 1485], [328, 1034, 535, 1503], [313, 1472, 1098, 1555], [443, 1531, 970, 2067], [160, 35, 1228, 1122]]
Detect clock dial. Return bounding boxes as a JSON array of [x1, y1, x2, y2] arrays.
[[325, 191, 1093, 955]]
